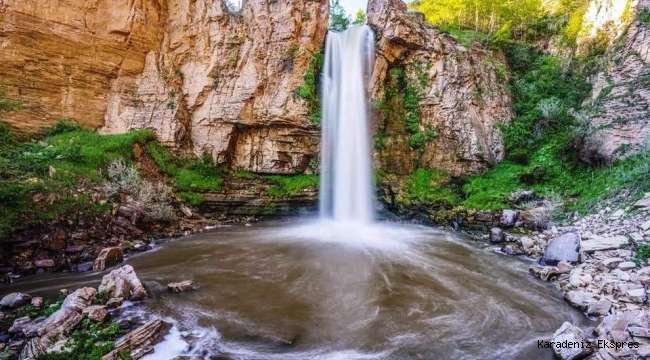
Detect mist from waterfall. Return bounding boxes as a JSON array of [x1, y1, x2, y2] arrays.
[[319, 25, 375, 223]]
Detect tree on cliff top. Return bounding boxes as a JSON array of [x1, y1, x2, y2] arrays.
[[330, 0, 351, 32], [352, 9, 366, 26]]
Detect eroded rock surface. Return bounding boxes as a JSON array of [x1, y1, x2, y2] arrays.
[[367, 0, 513, 176]]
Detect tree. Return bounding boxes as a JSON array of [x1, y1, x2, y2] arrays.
[[352, 9, 366, 26], [330, 0, 350, 32]]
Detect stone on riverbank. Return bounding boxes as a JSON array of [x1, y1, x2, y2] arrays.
[[490, 228, 504, 243], [82, 305, 109, 322], [551, 322, 593, 360], [93, 247, 124, 271], [581, 236, 628, 253], [98, 265, 148, 301], [541, 232, 580, 266], [587, 300, 612, 317], [564, 290, 596, 310], [0, 293, 32, 309], [102, 319, 170, 360]]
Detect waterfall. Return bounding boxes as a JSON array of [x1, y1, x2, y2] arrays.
[[319, 26, 375, 224]]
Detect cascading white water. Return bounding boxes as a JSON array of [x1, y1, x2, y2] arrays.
[[319, 26, 375, 223]]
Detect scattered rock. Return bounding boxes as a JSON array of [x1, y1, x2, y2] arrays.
[[34, 259, 55, 268], [167, 280, 198, 293], [93, 247, 124, 271], [602, 258, 624, 269], [641, 220, 650, 231], [31, 297, 43, 308], [626, 288, 646, 303], [519, 236, 534, 250], [180, 205, 193, 218], [541, 232, 580, 266], [610, 209, 625, 219], [106, 297, 124, 309], [618, 261, 637, 271], [82, 305, 109, 322], [48, 166, 56, 178], [77, 262, 94, 273], [634, 193, 650, 210], [98, 265, 148, 301], [581, 236, 628, 253], [102, 319, 170, 360], [490, 228, 504, 243], [500, 210, 518, 227], [587, 300, 612, 317], [551, 322, 593, 360], [508, 189, 535, 204], [0, 293, 32, 309], [564, 290, 595, 310]]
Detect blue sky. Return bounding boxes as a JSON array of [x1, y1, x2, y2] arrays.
[[339, 0, 367, 16]]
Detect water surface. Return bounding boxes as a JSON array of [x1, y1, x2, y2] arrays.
[[2, 220, 588, 360]]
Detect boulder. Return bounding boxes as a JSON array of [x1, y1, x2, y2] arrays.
[[552, 322, 593, 360], [602, 258, 624, 269], [500, 210, 518, 227], [564, 290, 596, 310], [619, 262, 637, 271], [541, 232, 580, 266], [587, 300, 612, 317], [490, 228, 504, 243], [106, 297, 124, 309], [581, 236, 628, 253], [93, 247, 124, 271], [508, 189, 535, 204], [635, 193, 650, 210], [167, 280, 198, 293], [9, 316, 36, 334], [102, 319, 170, 360], [61, 287, 97, 312], [0, 293, 32, 309], [82, 305, 109, 322], [31, 297, 43, 308], [98, 265, 148, 301]]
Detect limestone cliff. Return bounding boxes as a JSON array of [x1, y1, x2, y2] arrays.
[[582, 0, 650, 162], [1, 0, 514, 177], [367, 0, 513, 176], [0, 0, 328, 174]]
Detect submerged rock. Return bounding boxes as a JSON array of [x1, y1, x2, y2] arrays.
[[541, 232, 580, 266], [167, 280, 198, 293], [93, 247, 124, 271]]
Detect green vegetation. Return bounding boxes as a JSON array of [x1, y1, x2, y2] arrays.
[[146, 142, 223, 200], [14, 294, 65, 320], [635, 244, 650, 266], [0, 88, 23, 113], [352, 9, 366, 26], [329, 0, 350, 32], [294, 52, 324, 126], [265, 174, 319, 198], [378, 65, 436, 151], [401, 169, 461, 208], [36, 319, 125, 360], [0, 121, 154, 237]]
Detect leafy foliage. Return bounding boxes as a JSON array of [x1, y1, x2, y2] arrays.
[[635, 244, 650, 266], [401, 169, 461, 208], [352, 9, 366, 26], [265, 174, 319, 198], [36, 319, 124, 360], [294, 52, 324, 126], [330, 0, 350, 32]]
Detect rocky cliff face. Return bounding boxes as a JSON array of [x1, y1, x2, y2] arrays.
[[0, 0, 328, 174], [367, 0, 513, 176], [583, 0, 650, 162], [1, 0, 513, 177]]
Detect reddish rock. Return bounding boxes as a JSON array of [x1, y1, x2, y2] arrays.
[[34, 259, 55, 268], [92, 247, 124, 271]]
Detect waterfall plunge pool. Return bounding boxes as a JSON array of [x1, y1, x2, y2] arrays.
[[4, 219, 588, 360]]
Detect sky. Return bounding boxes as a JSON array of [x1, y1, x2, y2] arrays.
[[339, 0, 367, 17]]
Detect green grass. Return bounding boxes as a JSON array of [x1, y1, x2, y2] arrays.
[[178, 192, 206, 207], [36, 318, 125, 360], [0, 121, 155, 237], [400, 169, 461, 207], [635, 244, 650, 266], [146, 142, 223, 193], [265, 174, 319, 198]]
